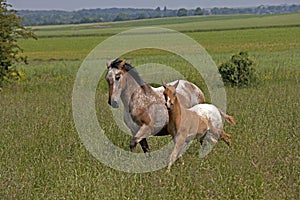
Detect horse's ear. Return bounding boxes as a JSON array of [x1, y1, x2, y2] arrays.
[[106, 60, 111, 69], [173, 80, 180, 89], [162, 80, 167, 89], [119, 60, 126, 69]]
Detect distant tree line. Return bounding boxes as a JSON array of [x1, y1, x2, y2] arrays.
[[17, 4, 300, 26]]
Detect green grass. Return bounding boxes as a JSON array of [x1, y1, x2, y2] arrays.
[[18, 36, 107, 60], [188, 27, 300, 53], [1, 61, 299, 199], [1, 13, 300, 199], [29, 13, 300, 38], [18, 26, 300, 62], [18, 13, 300, 61]]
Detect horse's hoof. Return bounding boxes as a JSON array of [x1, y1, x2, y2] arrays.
[[166, 165, 172, 173], [179, 156, 184, 165], [226, 138, 232, 146], [142, 147, 150, 154], [130, 139, 137, 150], [146, 152, 152, 159]]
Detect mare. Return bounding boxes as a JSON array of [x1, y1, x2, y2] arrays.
[[105, 59, 205, 153], [163, 81, 235, 171]]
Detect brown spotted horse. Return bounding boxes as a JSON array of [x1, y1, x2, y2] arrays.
[[105, 59, 205, 153], [162, 81, 235, 172]]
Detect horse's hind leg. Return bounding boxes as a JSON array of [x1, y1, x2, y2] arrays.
[[220, 130, 232, 146], [200, 130, 218, 158], [139, 138, 150, 153]]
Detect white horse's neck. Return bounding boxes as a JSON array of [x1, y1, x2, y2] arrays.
[[121, 73, 142, 109]]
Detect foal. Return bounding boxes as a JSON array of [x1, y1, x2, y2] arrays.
[[163, 81, 235, 172]]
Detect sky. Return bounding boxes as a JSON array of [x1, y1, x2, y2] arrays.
[[7, 0, 300, 11]]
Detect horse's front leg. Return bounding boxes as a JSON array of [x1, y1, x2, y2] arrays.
[[123, 111, 150, 153], [177, 140, 192, 166], [130, 124, 153, 151], [167, 134, 186, 172]]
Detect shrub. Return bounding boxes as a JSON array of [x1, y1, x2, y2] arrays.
[[218, 51, 257, 87], [0, 0, 36, 89]]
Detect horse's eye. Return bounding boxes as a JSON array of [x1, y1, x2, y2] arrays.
[[115, 76, 120, 81]]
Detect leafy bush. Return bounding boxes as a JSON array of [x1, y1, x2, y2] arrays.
[[0, 0, 36, 88], [218, 51, 257, 87]]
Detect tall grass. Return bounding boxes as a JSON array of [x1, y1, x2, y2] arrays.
[[1, 57, 299, 199]]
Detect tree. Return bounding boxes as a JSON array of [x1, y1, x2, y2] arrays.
[[218, 52, 257, 87], [113, 13, 128, 21], [177, 8, 188, 17], [0, 0, 36, 88], [194, 7, 204, 15], [136, 12, 148, 20]]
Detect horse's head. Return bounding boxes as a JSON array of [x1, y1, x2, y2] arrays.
[[105, 59, 127, 108], [106, 59, 148, 108], [162, 80, 179, 110]]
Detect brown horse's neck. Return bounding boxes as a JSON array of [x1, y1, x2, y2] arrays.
[[168, 97, 182, 134]]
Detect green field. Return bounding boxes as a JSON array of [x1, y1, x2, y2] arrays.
[[1, 13, 300, 199]]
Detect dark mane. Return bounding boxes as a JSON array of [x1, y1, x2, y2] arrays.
[[111, 59, 151, 92]]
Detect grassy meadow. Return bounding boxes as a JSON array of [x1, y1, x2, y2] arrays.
[[1, 13, 300, 199]]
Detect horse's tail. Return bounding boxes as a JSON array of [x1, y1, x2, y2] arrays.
[[218, 109, 236, 126]]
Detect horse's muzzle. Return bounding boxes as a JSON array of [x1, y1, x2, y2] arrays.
[[108, 100, 119, 108]]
